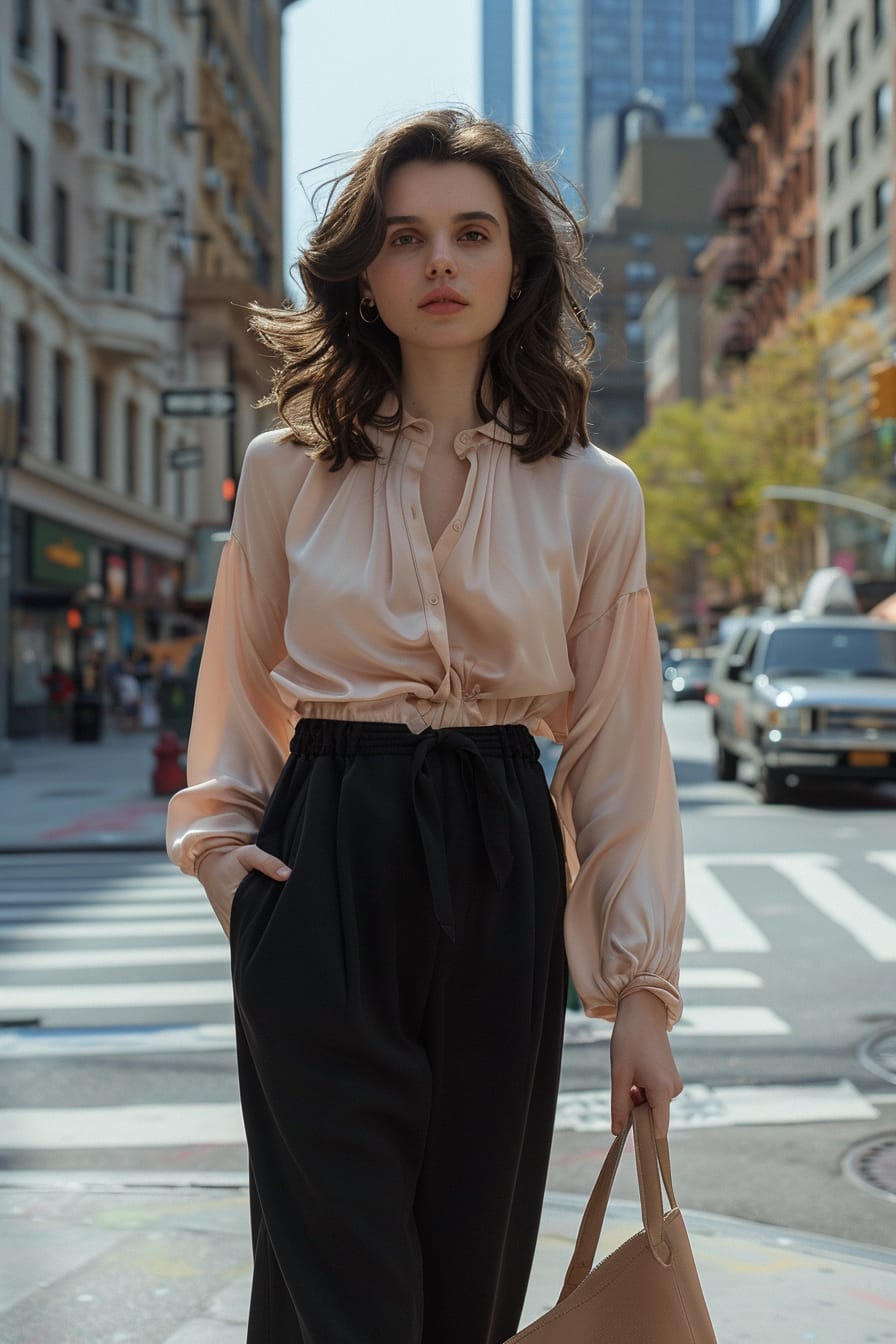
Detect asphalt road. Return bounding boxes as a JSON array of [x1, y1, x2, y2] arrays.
[[1, 701, 895, 1249]]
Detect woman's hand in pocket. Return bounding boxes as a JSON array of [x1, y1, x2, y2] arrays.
[[196, 845, 292, 939]]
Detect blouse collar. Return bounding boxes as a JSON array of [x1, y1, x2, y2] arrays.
[[366, 393, 518, 459]]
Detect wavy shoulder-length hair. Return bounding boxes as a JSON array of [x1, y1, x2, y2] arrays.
[[249, 107, 599, 469]]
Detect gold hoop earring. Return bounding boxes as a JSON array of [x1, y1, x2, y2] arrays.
[[359, 297, 378, 324]]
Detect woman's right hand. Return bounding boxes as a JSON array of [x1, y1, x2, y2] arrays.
[[196, 845, 292, 939]]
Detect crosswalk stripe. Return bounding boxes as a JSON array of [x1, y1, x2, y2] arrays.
[[867, 850, 896, 879], [0, 902, 207, 923], [0, 918, 216, 940], [676, 1006, 790, 1036], [0, 981, 234, 1010], [0, 944, 228, 971], [0, 1103, 246, 1149], [683, 858, 771, 952], [679, 968, 762, 989], [768, 855, 896, 962]]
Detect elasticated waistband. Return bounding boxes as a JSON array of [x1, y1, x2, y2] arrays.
[[288, 718, 540, 762]]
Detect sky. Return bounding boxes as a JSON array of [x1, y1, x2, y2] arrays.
[[281, 0, 780, 292]]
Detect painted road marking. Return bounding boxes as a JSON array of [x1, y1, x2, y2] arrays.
[[679, 968, 762, 989], [564, 1004, 788, 1042], [0, 1024, 236, 1059], [0, 901, 207, 923], [768, 855, 896, 962], [554, 1079, 878, 1132], [683, 858, 771, 952], [0, 981, 234, 1011], [0, 918, 216, 940], [0, 944, 228, 972], [0, 1081, 876, 1148]]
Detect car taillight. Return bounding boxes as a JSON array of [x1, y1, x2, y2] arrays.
[[705, 691, 720, 707]]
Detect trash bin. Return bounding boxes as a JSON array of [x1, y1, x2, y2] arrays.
[[71, 692, 104, 743], [157, 675, 195, 741]]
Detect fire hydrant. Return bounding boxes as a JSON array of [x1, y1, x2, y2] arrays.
[[152, 729, 187, 796]]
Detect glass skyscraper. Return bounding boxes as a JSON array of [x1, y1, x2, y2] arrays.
[[531, 0, 765, 206], [482, 0, 515, 128]]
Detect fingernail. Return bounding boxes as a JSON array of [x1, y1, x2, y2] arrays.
[[276, 866, 290, 879]]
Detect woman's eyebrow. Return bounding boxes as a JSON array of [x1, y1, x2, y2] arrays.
[[385, 212, 502, 228]]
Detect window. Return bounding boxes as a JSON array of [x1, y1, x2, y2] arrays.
[[827, 226, 839, 269], [623, 260, 657, 283], [172, 68, 186, 128], [251, 131, 269, 194], [249, 3, 268, 78], [16, 139, 34, 242], [14, 0, 33, 62], [826, 54, 837, 104], [624, 292, 645, 317], [825, 0, 835, 12], [624, 321, 644, 348], [152, 419, 165, 509], [871, 0, 884, 44], [874, 177, 893, 229], [52, 352, 70, 464], [826, 140, 837, 190], [92, 379, 107, 479], [124, 400, 139, 496], [630, 232, 653, 251], [872, 82, 892, 139], [103, 74, 136, 156], [53, 185, 69, 273], [848, 112, 861, 163], [847, 20, 860, 73], [15, 324, 33, 454], [53, 30, 69, 94], [104, 214, 136, 293], [849, 203, 862, 248]]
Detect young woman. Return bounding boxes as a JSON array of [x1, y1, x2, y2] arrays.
[[167, 108, 685, 1344]]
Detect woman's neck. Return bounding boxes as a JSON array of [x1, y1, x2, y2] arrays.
[[399, 344, 493, 442]]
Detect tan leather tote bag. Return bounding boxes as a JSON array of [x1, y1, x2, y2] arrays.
[[504, 1102, 717, 1343]]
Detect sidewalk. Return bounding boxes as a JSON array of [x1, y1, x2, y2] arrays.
[[0, 723, 169, 851], [0, 1174, 894, 1342], [2, 730, 896, 1339]]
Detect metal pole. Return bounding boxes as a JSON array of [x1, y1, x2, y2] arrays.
[[226, 342, 236, 524], [0, 398, 17, 774]]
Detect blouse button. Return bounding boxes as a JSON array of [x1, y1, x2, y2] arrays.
[[428, 594, 440, 605], [452, 520, 463, 532], [459, 432, 471, 445]]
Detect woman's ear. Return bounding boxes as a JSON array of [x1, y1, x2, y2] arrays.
[[359, 273, 373, 301]]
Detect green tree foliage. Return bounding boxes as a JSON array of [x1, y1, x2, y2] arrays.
[[625, 297, 881, 614]]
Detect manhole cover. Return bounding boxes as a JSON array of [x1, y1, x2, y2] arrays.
[[843, 1133, 896, 1201], [859, 1027, 896, 1084]]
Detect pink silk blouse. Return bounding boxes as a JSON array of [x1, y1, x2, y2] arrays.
[[166, 406, 685, 1027]]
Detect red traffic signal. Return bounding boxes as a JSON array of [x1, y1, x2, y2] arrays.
[[221, 476, 236, 502]]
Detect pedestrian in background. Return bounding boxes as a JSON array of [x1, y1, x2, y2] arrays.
[[167, 108, 685, 1344]]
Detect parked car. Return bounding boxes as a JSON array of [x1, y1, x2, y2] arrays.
[[663, 656, 714, 702], [705, 614, 896, 803]]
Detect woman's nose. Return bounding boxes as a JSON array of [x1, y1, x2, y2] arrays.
[[425, 244, 458, 278]]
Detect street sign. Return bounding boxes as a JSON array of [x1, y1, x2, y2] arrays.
[[168, 444, 204, 469], [161, 387, 236, 418]]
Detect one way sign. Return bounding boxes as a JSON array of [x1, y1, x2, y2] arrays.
[[161, 387, 236, 417]]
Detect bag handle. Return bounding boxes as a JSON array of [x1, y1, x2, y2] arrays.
[[558, 1102, 677, 1302]]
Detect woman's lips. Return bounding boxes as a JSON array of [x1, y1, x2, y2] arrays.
[[420, 300, 467, 315]]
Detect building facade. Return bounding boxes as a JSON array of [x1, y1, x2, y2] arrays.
[[531, 0, 763, 215], [482, 0, 515, 127], [710, 0, 817, 363], [2, 0, 289, 736], [815, 0, 891, 311], [586, 132, 727, 451]]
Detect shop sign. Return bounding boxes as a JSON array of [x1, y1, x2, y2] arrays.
[[105, 552, 127, 603], [131, 551, 150, 598], [30, 518, 91, 588]]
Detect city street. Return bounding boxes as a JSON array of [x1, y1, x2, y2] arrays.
[[1, 711, 896, 1341]]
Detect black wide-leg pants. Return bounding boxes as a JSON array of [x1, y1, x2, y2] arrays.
[[229, 719, 569, 1344]]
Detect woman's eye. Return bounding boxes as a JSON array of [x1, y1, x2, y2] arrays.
[[390, 233, 418, 247], [461, 229, 488, 242]]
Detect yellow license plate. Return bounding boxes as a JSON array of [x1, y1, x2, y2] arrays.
[[848, 750, 890, 767]]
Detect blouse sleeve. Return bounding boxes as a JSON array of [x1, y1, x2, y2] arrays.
[[548, 469, 685, 1029], [166, 449, 298, 878]]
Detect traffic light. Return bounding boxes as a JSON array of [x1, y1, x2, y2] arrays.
[[221, 476, 236, 503], [869, 360, 896, 422]]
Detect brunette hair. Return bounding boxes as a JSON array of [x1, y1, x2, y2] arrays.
[[249, 108, 599, 468]]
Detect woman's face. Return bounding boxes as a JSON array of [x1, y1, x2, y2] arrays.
[[360, 159, 517, 355]]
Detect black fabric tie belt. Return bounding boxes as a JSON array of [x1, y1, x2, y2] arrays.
[[410, 727, 517, 942]]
